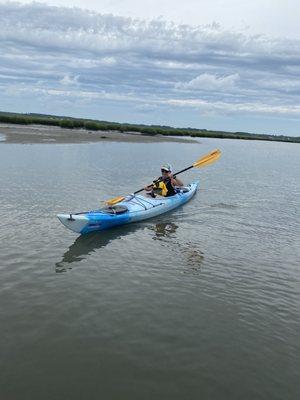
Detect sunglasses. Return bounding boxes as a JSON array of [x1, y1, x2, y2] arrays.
[[161, 169, 169, 173]]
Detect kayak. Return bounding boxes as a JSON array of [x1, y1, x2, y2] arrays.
[[57, 181, 199, 235]]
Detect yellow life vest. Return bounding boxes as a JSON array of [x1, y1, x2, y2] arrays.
[[153, 181, 168, 196]]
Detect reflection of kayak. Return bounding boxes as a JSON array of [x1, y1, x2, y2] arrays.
[[55, 222, 178, 272], [55, 224, 139, 272], [57, 181, 199, 235]]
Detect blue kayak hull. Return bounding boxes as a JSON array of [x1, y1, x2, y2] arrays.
[[57, 181, 199, 234]]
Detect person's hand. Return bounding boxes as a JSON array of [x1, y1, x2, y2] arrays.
[[170, 174, 178, 184], [145, 184, 154, 191]]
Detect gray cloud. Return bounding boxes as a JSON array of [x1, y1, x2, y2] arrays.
[[0, 1, 300, 130]]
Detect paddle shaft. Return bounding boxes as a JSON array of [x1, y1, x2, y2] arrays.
[[105, 149, 221, 205], [134, 164, 193, 195]]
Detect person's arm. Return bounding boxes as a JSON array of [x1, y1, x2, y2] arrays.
[[169, 173, 183, 187]]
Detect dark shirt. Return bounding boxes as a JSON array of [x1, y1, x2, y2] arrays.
[[164, 178, 176, 196]]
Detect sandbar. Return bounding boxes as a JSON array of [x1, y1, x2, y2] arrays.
[[0, 123, 197, 144]]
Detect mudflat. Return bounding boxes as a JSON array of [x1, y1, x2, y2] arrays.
[[0, 123, 196, 144]]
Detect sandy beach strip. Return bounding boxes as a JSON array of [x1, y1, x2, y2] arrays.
[[0, 123, 197, 144]]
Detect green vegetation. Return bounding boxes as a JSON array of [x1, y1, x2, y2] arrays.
[[0, 111, 299, 143]]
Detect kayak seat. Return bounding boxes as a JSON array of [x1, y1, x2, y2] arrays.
[[102, 205, 128, 214]]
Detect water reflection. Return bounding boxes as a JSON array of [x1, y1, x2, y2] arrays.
[[55, 224, 140, 272], [56, 222, 180, 272], [150, 222, 204, 273], [56, 221, 204, 274], [150, 222, 178, 240], [181, 244, 205, 274]]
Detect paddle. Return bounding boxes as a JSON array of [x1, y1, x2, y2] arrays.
[[105, 149, 221, 206]]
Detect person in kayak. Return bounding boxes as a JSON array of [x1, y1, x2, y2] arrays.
[[144, 163, 183, 197]]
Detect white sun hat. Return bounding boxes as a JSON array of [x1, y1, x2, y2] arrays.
[[161, 163, 172, 172]]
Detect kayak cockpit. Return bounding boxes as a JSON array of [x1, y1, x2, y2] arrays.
[[100, 205, 129, 214]]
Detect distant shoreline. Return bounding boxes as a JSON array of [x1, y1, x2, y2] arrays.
[[0, 123, 196, 144], [0, 111, 299, 143]]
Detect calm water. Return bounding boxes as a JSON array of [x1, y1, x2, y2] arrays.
[[0, 138, 299, 400]]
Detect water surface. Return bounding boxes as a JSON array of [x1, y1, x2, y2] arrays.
[[0, 138, 299, 399]]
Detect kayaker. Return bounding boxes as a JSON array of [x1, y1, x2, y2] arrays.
[[144, 163, 183, 197]]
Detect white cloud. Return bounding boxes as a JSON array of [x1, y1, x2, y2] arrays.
[[175, 73, 240, 91], [59, 74, 79, 86], [0, 2, 299, 134], [9, 0, 300, 39], [257, 77, 300, 92], [101, 57, 117, 65], [165, 98, 300, 116]]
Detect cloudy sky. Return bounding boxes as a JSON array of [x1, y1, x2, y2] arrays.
[[0, 1, 300, 135]]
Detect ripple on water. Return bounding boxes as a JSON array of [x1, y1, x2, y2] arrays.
[[0, 140, 299, 400]]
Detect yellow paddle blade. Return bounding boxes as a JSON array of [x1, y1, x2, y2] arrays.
[[193, 149, 221, 168], [105, 196, 125, 206]]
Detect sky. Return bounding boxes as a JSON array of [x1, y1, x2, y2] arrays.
[[0, 1, 300, 136]]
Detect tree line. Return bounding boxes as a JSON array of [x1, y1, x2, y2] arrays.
[[0, 112, 298, 143]]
